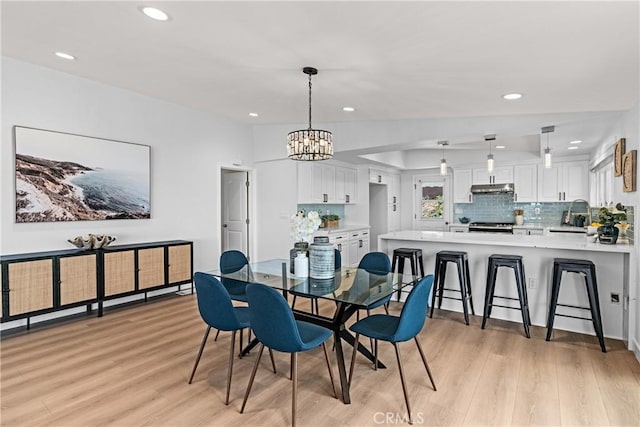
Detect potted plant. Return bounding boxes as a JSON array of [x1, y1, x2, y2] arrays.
[[321, 214, 340, 228], [596, 203, 627, 244]]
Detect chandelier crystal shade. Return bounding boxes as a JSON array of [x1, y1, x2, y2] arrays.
[[542, 125, 555, 169], [287, 67, 333, 161]]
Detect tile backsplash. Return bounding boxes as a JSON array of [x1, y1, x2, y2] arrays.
[[455, 194, 634, 240]]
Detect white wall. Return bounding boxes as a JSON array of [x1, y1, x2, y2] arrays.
[[1, 58, 254, 272]]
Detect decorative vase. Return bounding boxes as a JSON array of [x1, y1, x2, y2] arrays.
[[515, 215, 524, 226], [597, 224, 619, 245], [294, 253, 309, 278], [309, 236, 335, 279], [289, 242, 309, 274]]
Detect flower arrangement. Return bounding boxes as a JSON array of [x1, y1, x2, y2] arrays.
[[291, 210, 321, 243]]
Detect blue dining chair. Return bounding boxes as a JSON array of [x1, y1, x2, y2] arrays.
[[358, 252, 393, 315], [189, 273, 276, 405], [348, 275, 437, 425], [219, 250, 251, 302], [241, 283, 338, 426]]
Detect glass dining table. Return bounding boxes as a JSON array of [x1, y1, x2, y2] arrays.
[[204, 258, 416, 404]]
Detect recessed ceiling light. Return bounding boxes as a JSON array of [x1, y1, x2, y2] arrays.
[[569, 140, 582, 144], [342, 107, 355, 112], [568, 146, 579, 150], [502, 93, 523, 100], [55, 52, 75, 60], [495, 145, 505, 149], [248, 112, 259, 117], [141, 6, 169, 21]]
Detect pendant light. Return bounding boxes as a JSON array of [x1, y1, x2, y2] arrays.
[[485, 134, 496, 173], [287, 67, 333, 161], [438, 140, 448, 175], [542, 125, 555, 168]]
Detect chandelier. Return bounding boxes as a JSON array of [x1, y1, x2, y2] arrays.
[[287, 67, 333, 161]]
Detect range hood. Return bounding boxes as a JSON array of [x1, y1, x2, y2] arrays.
[[470, 183, 515, 194]]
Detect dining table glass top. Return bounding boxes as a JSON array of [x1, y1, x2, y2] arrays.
[[206, 258, 415, 308]]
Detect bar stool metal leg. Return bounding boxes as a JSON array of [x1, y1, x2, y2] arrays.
[[456, 260, 470, 325], [584, 269, 606, 352], [545, 266, 562, 341]]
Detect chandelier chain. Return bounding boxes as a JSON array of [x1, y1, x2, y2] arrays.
[[308, 73, 313, 130]]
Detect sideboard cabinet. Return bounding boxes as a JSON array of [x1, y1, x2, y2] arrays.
[[1, 240, 192, 326]]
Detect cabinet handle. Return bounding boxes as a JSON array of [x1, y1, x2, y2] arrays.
[[345, 194, 350, 203], [323, 193, 328, 203], [359, 239, 363, 248], [393, 204, 397, 212], [393, 196, 397, 203], [378, 175, 382, 183], [337, 243, 342, 251], [514, 193, 518, 201], [559, 192, 562, 201], [563, 192, 566, 200]]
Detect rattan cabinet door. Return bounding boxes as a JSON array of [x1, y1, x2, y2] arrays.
[[8, 259, 54, 316], [59, 254, 97, 306], [168, 244, 191, 283], [103, 251, 135, 296], [138, 247, 165, 290]]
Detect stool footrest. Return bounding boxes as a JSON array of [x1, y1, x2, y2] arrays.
[[492, 295, 519, 302], [556, 303, 591, 311], [489, 303, 524, 311], [553, 312, 594, 322]]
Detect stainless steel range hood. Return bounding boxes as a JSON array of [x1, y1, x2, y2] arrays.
[[470, 183, 515, 194]]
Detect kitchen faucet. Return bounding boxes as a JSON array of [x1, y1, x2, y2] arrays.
[[567, 198, 591, 226]]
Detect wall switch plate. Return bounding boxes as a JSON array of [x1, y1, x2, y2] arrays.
[[611, 293, 620, 303]]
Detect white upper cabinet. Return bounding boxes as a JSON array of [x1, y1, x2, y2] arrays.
[[335, 166, 358, 204], [387, 173, 400, 205], [298, 163, 357, 204], [473, 166, 514, 185], [538, 160, 589, 202], [369, 168, 387, 184], [513, 164, 537, 202], [453, 169, 473, 203]]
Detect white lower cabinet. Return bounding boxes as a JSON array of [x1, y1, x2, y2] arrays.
[[329, 232, 349, 267], [448, 225, 469, 233], [346, 229, 370, 267], [513, 228, 544, 236]]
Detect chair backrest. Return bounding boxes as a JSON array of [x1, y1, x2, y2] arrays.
[[246, 283, 304, 353], [358, 252, 391, 274], [220, 250, 249, 274], [193, 272, 244, 331], [393, 274, 434, 342]]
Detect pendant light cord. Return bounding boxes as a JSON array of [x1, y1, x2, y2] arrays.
[[308, 74, 313, 130]]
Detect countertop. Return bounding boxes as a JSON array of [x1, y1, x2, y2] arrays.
[[315, 224, 370, 235], [379, 230, 634, 253]]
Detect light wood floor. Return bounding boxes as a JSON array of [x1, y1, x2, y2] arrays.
[[1, 294, 639, 427]]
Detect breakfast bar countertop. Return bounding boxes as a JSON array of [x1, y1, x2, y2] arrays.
[[379, 230, 634, 253]]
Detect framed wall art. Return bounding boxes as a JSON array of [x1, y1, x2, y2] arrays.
[[14, 126, 151, 223], [614, 138, 625, 177], [622, 149, 636, 192]]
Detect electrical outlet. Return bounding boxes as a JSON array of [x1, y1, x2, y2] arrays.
[[528, 277, 537, 289], [534, 207, 541, 215], [611, 293, 620, 303]]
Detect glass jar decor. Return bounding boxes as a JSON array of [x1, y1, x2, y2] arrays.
[[289, 241, 309, 274]]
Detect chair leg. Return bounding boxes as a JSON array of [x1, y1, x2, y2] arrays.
[[188, 326, 211, 384], [240, 343, 265, 414], [373, 339, 378, 371], [268, 348, 277, 373], [393, 342, 413, 425], [367, 309, 375, 353], [290, 353, 294, 380], [291, 352, 298, 427], [225, 330, 236, 405], [291, 295, 298, 310], [383, 303, 390, 314], [214, 329, 220, 341], [348, 333, 360, 386], [239, 328, 244, 359], [322, 342, 338, 399], [414, 337, 437, 391]]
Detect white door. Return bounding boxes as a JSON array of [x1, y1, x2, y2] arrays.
[[414, 175, 451, 230], [222, 170, 249, 255]]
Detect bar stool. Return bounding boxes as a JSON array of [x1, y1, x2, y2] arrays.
[[391, 248, 425, 301], [546, 258, 606, 352], [481, 254, 531, 338], [429, 251, 474, 325]]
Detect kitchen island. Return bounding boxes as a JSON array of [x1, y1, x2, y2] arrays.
[[379, 230, 636, 350]]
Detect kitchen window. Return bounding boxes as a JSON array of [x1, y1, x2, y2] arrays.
[[414, 175, 451, 230]]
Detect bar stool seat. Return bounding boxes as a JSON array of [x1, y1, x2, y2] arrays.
[[481, 254, 531, 338], [546, 258, 606, 352], [429, 250, 474, 325], [391, 248, 425, 301]]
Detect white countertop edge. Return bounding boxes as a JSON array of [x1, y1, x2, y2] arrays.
[[379, 230, 634, 253], [315, 224, 370, 235]]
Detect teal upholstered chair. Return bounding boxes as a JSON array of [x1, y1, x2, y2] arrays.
[[241, 283, 338, 426], [348, 274, 437, 425]]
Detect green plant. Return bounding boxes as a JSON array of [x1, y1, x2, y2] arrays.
[[598, 203, 627, 225], [321, 214, 339, 221]]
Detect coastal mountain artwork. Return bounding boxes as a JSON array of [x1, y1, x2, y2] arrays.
[[14, 127, 150, 223]]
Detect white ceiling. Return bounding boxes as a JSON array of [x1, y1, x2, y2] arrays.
[[2, 1, 639, 165]]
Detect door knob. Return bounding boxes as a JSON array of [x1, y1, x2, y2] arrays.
[[223, 224, 228, 228]]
